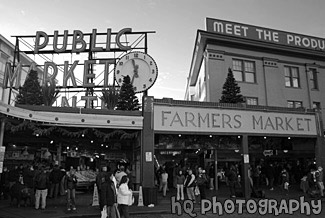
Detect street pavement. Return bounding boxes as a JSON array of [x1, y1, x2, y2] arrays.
[[0, 184, 324, 218]]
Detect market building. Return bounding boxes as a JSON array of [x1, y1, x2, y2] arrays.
[[176, 18, 325, 197], [0, 18, 325, 202], [0, 29, 153, 198]]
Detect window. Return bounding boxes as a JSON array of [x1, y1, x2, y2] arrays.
[[0, 52, 9, 86], [309, 69, 318, 90], [246, 97, 258, 105], [284, 66, 300, 88], [287, 100, 303, 108], [313, 102, 321, 110], [232, 59, 256, 83]]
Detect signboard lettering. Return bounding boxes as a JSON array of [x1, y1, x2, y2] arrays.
[[206, 18, 325, 51], [154, 105, 317, 136]]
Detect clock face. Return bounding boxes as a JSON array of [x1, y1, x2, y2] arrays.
[[114, 51, 158, 93]]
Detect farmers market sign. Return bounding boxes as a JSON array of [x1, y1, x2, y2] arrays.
[[154, 105, 317, 136]]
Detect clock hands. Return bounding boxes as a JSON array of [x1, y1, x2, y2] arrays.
[[131, 59, 139, 85]]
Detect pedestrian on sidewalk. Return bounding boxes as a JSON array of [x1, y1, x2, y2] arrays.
[[208, 163, 215, 190], [0, 167, 9, 200], [96, 166, 109, 211], [34, 166, 49, 210], [117, 175, 133, 218], [184, 169, 196, 203], [101, 172, 118, 218], [176, 170, 185, 201], [226, 165, 237, 198], [315, 166, 324, 197], [49, 164, 62, 199], [64, 166, 78, 211], [161, 170, 168, 197], [197, 167, 207, 201], [281, 168, 290, 195]]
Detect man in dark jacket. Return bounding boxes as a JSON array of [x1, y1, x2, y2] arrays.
[[22, 165, 35, 205], [64, 167, 78, 211], [226, 165, 238, 198], [0, 166, 9, 200], [34, 166, 49, 210], [49, 165, 62, 199], [100, 172, 117, 218], [96, 166, 108, 210]]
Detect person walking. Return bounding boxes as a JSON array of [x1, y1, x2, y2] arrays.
[[226, 165, 238, 198], [281, 168, 290, 195], [0, 167, 9, 200], [315, 166, 324, 197], [64, 166, 78, 211], [266, 163, 275, 191], [96, 166, 109, 211], [208, 163, 215, 190], [115, 165, 127, 186], [184, 169, 196, 203], [101, 172, 117, 218], [176, 170, 185, 201], [196, 167, 207, 200], [34, 166, 49, 210], [49, 164, 62, 199], [161, 170, 168, 197], [117, 175, 132, 218]]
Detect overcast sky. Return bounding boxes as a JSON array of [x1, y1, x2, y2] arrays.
[[1, 0, 324, 100]]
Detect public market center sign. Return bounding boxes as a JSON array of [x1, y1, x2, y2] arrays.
[[154, 105, 318, 136]]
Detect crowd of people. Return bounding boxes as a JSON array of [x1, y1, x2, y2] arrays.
[[154, 159, 324, 203], [0, 162, 134, 218]]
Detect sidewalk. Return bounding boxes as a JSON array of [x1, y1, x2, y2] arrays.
[[0, 184, 323, 218]]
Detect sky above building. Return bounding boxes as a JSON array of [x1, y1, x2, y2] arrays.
[[1, 0, 324, 100]]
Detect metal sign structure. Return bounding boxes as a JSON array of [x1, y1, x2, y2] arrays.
[[9, 29, 155, 108]]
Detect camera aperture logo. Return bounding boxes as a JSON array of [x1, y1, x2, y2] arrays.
[[170, 196, 322, 217]]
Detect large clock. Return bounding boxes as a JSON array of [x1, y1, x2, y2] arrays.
[[115, 51, 158, 93]]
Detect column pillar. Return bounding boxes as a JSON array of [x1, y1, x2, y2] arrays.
[[141, 96, 155, 187], [242, 134, 250, 199], [0, 120, 5, 147]]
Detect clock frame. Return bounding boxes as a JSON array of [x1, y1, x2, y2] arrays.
[[114, 51, 158, 93]]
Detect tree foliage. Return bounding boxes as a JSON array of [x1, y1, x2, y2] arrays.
[[16, 70, 44, 105], [116, 75, 140, 111], [100, 88, 119, 110], [219, 68, 244, 103]]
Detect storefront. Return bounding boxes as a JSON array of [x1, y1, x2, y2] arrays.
[[0, 101, 143, 189], [150, 97, 324, 198]]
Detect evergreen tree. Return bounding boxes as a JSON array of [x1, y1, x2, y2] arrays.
[[116, 75, 140, 111], [16, 70, 44, 105], [219, 68, 244, 103]]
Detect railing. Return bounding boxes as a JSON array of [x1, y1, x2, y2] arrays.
[[154, 98, 316, 114]]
